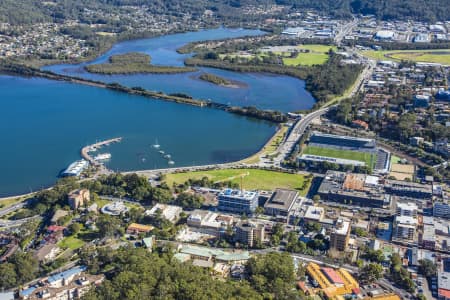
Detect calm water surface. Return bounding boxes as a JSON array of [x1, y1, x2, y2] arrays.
[[0, 76, 275, 196], [1, 28, 317, 196], [44, 28, 316, 112]]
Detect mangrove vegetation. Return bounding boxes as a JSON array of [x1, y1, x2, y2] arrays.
[[85, 52, 197, 75], [186, 51, 363, 108], [198, 72, 238, 88], [0, 60, 288, 123]]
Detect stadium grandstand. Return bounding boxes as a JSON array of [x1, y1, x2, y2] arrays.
[[308, 132, 376, 153], [300, 132, 390, 173]]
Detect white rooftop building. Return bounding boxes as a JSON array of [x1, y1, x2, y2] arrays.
[[396, 202, 418, 217], [375, 30, 395, 40], [303, 206, 324, 222], [281, 27, 305, 37], [146, 204, 182, 223]]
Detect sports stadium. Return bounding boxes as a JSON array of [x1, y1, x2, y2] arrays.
[[298, 132, 390, 173]]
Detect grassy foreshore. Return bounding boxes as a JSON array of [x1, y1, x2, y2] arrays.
[[240, 125, 288, 164], [164, 168, 312, 194], [85, 52, 197, 74]]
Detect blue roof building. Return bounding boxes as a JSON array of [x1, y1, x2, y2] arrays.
[[414, 95, 430, 108], [436, 89, 450, 101], [48, 266, 87, 288], [217, 189, 258, 214], [19, 286, 36, 299]]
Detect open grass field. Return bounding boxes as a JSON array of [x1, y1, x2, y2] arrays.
[[303, 146, 375, 167], [58, 235, 85, 250], [219, 44, 336, 66], [283, 45, 337, 66], [164, 168, 311, 194], [390, 155, 402, 164], [361, 49, 450, 65], [58, 226, 101, 250]]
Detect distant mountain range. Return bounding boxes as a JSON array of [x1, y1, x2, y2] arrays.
[[0, 0, 448, 25]]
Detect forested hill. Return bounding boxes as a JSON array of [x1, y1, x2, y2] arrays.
[[0, 0, 211, 25], [275, 0, 450, 22], [0, 0, 449, 25]]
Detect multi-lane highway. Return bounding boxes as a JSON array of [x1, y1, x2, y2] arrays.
[[272, 106, 333, 166]]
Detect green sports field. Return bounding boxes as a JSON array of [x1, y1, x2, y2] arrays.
[[303, 146, 375, 167], [361, 49, 450, 65], [219, 44, 336, 66], [283, 44, 337, 66], [164, 168, 311, 194]]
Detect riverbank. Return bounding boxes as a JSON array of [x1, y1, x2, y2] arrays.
[[185, 53, 363, 109]]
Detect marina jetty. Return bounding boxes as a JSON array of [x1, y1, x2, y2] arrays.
[[81, 137, 122, 167]]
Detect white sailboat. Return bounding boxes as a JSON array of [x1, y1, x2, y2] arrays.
[[152, 139, 160, 149]]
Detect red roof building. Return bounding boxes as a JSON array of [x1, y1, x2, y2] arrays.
[[352, 120, 369, 130], [439, 288, 450, 300], [47, 225, 66, 233], [321, 267, 345, 285]]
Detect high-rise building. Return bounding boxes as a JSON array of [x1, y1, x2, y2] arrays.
[[68, 189, 90, 210], [235, 222, 265, 248], [329, 219, 350, 251], [393, 202, 418, 243]]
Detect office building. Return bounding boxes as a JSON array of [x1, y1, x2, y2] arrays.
[[317, 171, 389, 208], [187, 210, 233, 238], [264, 188, 298, 221], [217, 189, 258, 214]]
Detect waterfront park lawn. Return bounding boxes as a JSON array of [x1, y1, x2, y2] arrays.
[[164, 168, 312, 195], [303, 146, 375, 168], [361, 49, 450, 65]]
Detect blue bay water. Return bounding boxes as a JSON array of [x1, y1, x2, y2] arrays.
[[0, 76, 275, 196], [44, 28, 316, 112], [1, 28, 317, 196]]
